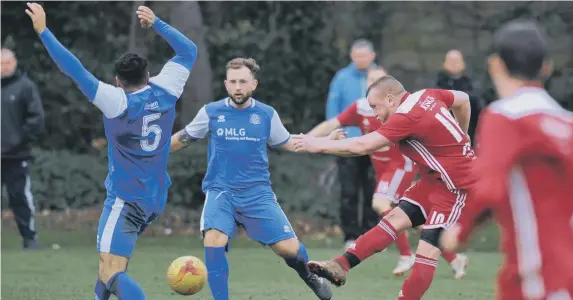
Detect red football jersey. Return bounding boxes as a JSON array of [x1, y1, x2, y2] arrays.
[[337, 98, 409, 169], [376, 89, 477, 191], [458, 87, 573, 299]]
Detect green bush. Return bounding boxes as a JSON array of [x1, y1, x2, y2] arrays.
[[25, 146, 341, 220]]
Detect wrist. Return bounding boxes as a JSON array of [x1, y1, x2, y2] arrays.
[[151, 17, 163, 29], [37, 27, 47, 35]]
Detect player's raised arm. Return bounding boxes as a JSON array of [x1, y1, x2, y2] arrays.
[[170, 106, 210, 152], [27, 3, 98, 100], [27, 3, 130, 119], [146, 6, 197, 98]]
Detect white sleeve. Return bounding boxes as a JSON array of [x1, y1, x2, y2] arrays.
[[149, 61, 190, 98], [184, 106, 210, 139], [92, 82, 128, 119], [268, 110, 291, 147]]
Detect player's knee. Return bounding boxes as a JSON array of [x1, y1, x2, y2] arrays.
[[382, 207, 412, 232], [416, 231, 443, 260], [98, 252, 128, 284], [270, 238, 299, 258], [203, 229, 229, 247]]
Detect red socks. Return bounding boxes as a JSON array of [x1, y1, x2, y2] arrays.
[[398, 254, 438, 299], [380, 209, 412, 257], [336, 219, 397, 270], [440, 251, 457, 264]]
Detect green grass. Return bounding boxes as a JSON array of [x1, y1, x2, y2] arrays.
[[2, 229, 500, 300]]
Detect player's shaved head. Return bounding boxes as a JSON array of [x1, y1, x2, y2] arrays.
[[366, 75, 407, 123], [367, 75, 405, 98], [1, 48, 18, 78]]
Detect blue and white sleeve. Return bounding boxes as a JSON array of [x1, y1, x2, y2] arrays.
[[149, 17, 198, 98], [39, 29, 126, 119], [268, 110, 291, 147], [184, 106, 210, 139]]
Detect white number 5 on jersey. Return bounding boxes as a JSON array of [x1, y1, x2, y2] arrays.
[[141, 113, 162, 152]]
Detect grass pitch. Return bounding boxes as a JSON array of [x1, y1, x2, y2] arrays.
[[2, 229, 499, 300]]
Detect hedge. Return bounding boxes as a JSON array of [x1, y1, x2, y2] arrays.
[[8, 145, 340, 222]]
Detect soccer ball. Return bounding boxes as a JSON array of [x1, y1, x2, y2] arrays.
[[166, 256, 207, 295]]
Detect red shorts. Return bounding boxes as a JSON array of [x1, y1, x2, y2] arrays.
[[400, 178, 468, 230], [374, 167, 416, 204], [372, 156, 416, 204]]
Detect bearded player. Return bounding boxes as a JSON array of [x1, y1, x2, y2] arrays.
[[169, 58, 332, 300], [307, 67, 469, 279], [293, 75, 474, 299], [441, 21, 573, 300]]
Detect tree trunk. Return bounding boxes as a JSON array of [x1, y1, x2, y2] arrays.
[[167, 1, 213, 125], [128, 1, 148, 56]]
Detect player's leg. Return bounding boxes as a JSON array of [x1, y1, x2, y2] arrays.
[[236, 191, 331, 300], [201, 190, 237, 300], [95, 196, 148, 300], [307, 180, 430, 286], [398, 230, 442, 300], [398, 189, 468, 299], [373, 168, 416, 276]]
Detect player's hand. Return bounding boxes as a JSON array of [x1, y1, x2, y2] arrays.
[[25, 2, 47, 34], [292, 135, 324, 153], [136, 6, 156, 29], [328, 128, 347, 140], [440, 223, 461, 251]]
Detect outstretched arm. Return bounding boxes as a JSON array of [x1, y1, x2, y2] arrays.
[[293, 131, 392, 156], [28, 3, 127, 119]]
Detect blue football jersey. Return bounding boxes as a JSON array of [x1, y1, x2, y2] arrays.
[[93, 61, 191, 205], [184, 98, 291, 195]]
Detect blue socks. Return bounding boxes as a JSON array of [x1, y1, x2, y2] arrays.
[[106, 271, 146, 300], [94, 279, 111, 300], [205, 246, 229, 300], [284, 243, 311, 280]]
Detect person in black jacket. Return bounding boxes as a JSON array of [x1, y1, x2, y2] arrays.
[[436, 50, 484, 143], [1, 48, 44, 249]]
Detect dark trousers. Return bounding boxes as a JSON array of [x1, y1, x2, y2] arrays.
[[337, 155, 378, 241], [1, 159, 37, 240]]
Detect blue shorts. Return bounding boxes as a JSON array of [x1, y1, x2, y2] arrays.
[[96, 192, 160, 258], [200, 188, 296, 245]]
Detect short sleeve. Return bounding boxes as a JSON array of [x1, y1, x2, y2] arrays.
[[376, 113, 418, 143], [184, 106, 210, 139], [337, 102, 360, 126], [428, 89, 455, 108], [92, 82, 128, 119], [149, 61, 191, 98], [268, 110, 290, 147]]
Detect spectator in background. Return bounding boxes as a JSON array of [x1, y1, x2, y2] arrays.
[[326, 39, 379, 249], [1, 48, 44, 249], [436, 49, 483, 142]]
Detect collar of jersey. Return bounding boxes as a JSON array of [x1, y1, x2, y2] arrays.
[[225, 97, 256, 108]]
